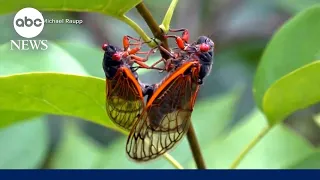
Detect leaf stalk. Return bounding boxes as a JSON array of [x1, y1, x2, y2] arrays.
[[230, 125, 272, 169]]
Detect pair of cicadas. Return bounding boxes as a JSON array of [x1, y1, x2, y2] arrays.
[[101, 29, 214, 162]]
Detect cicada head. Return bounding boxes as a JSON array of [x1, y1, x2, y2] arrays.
[[102, 43, 123, 78], [102, 43, 122, 60], [191, 36, 213, 65], [193, 36, 215, 84], [196, 36, 214, 54]]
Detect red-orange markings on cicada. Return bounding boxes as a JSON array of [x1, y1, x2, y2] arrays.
[[126, 61, 201, 161], [102, 35, 156, 131], [125, 29, 215, 161]]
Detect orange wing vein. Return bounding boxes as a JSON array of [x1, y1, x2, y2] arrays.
[[126, 62, 200, 161], [106, 67, 144, 131]]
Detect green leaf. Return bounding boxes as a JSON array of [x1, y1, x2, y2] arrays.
[[0, 110, 40, 128], [263, 61, 320, 125], [253, 5, 320, 111], [0, 73, 126, 133], [0, 41, 90, 127], [197, 109, 315, 169], [276, 0, 320, 13], [0, 42, 88, 76], [288, 151, 320, 169], [0, 0, 142, 16], [56, 42, 105, 78], [0, 116, 49, 168], [50, 121, 101, 169], [96, 87, 243, 168]]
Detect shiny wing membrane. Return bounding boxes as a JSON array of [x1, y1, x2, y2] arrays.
[[106, 67, 144, 131], [126, 62, 200, 161]]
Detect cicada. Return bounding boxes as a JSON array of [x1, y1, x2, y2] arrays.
[[126, 30, 215, 161], [102, 36, 157, 131]]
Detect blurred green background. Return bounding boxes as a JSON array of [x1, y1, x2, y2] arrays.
[[0, 0, 320, 169]]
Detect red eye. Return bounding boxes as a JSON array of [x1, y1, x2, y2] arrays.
[[112, 53, 121, 61], [199, 43, 210, 52], [102, 43, 108, 50]]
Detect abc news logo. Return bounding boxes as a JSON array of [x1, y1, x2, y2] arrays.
[[15, 16, 42, 27], [11, 7, 48, 51]]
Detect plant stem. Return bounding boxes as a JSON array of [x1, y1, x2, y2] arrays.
[[163, 153, 184, 169], [159, 0, 179, 33], [135, 2, 170, 59], [118, 15, 155, 47], [229, 125, 272, 169], [187, 123, 206, 169]]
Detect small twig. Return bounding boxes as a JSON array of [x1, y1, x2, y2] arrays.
[[159, 0, 179, 33], [118, 15, 155, 47], [135, 2, 170, 59], [187, 123, 206, 169], [230, 125, 271, 169], [163, 153, 184, 169]]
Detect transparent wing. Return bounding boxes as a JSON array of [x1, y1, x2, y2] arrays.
[[106, 67, 144, 131], [126, 62, 200, 161]]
